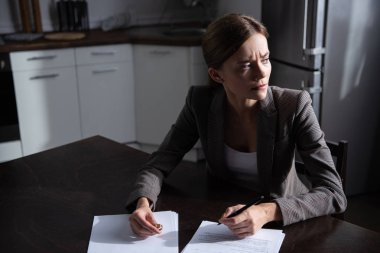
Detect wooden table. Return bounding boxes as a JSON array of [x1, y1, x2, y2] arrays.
[[0, 136, 379, 253]]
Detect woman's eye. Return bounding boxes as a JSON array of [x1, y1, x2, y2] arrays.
[[262, 58, 270, 64], [241, 63, 251, 69], [241, 58, 270, 69]]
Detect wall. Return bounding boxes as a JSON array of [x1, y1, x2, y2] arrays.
[[216, 0, 261, 20], [322, 0, 380, 195], [0, 0, 262, 34], [0, 0, 218, 33], [0, 0, 19, 33]]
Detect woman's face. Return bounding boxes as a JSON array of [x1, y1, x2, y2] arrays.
[[212, 33, 271, 102]]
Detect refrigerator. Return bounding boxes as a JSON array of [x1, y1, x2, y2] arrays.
[[262, 0, 380, 196]]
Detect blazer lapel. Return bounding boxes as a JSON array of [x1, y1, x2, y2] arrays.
[[206, 86, 278, 191], [207, 87, 229, 179], [257, 88, 277, 193]]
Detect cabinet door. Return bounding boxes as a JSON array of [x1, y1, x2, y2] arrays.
[[75, 44, 133, 65], [13, 67, 82, 155], [10, 48, 75, 71], [134, 45, 189, 145], [77, 62, 135, 143], [0, 140, 22, 163]]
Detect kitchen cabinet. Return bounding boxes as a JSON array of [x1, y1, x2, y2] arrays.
[[11, 49, 82, 155], [76, 44, 135, 143], [134, 45, 207, 160], [10, 44, 135, 156], [0, 140, 22, 162]]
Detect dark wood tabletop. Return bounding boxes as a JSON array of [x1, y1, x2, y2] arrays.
[[0, 136, 379, 253]]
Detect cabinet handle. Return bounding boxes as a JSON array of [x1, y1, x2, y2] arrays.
[[149, 50, 172, 56], [29, 73, 59, 80], [91, 51, 116, 56], [92, 67, 118, 74], [27, 55, 57, 61]]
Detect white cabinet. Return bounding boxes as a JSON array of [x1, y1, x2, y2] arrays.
[[10, 44, 136, 156], [11, 49, 82, 155], [10, 43, 204, 159], [134, 45, 188, 145], [0, 140, 22, 162], [75, 44, 135, 143], [134, 45, 207, 160]]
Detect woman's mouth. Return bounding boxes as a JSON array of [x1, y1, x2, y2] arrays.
[[252, 83, 267, 90]]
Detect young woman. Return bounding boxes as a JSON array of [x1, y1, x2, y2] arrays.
[[126, 13, 347, 238]]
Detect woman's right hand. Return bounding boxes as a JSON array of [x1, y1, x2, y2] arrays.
[[128, 197, 161, 237]]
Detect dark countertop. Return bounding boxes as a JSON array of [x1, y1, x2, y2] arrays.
[[0, 24, 205, 53]]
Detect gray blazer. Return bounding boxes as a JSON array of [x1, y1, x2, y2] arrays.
[[126, 85, 347, 226]]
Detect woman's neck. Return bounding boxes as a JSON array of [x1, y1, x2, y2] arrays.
[[224, 93, 259, 153], [226, 93, 259, 119]]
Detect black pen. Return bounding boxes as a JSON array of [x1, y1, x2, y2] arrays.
[[218, 195, 265, 225]]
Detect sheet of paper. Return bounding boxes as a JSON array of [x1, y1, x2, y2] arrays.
[[87, 211, 178, 253], [182, 221, 285, 253]]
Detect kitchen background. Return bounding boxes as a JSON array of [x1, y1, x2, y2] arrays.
[[1, 0, 379, 199], [0, 0, 261, 33]]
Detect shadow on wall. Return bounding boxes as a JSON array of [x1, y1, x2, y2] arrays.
[[322, 0, 380, 195]]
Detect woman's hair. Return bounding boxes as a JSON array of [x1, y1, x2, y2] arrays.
[[202, 13, 268, 85]]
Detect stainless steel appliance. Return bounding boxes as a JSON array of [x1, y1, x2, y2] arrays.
[[262, 0, 325, 119], [262, 0, 380, 195]]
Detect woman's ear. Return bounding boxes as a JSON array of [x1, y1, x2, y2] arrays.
[[208, 68, 224, 84]]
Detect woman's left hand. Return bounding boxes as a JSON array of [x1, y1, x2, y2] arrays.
[[218, 202, 281, 238]]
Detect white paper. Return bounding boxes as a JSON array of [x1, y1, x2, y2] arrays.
[[87, 211, 178, 253], [182, 221, 285, 253]]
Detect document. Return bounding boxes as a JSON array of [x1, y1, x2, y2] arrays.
[[182, 221, 285, 253], [87, 211, 178, 253]]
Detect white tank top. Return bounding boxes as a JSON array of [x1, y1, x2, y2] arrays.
[[224, 144, 260, 191]]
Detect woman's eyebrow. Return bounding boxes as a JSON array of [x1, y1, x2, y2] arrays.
[[237, 59, 251, 64], [237, 52, 270, 63]]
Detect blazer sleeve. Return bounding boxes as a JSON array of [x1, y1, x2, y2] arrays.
[[125, 86, 199, 212], [274, 91, 347, 225]]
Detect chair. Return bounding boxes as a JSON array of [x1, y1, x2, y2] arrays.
[[295, 140, 348, 220]]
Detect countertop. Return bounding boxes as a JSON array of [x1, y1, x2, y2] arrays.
[[0, 24, 206, 53]]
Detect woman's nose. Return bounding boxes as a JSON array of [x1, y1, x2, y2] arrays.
[[251, 64, 266, 81]]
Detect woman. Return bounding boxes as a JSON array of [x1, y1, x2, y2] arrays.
[[126, 13, 347, 238]]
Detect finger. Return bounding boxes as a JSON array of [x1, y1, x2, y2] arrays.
[[146, 214, 163, 233], [236, 231, 254, 238], [146, 214, 162, 231], [228, 219, 250, 230], [132, 221, 160, 237], [130, 214, 160, 234], [220, 204, 245, 220], [231, 210, 250, 224], [222, 207, 234, 217], [155, 223, 163, 231], [130, 218, 156, 237], [228, 223, 256, 238], [137, 216, 161, 234], [221, 210, 249, 226], [230, 222, 250, 232], [234, 225, 260, 237], [230, 221, 262, 238]]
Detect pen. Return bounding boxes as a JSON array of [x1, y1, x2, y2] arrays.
[[218, 195, 265, 225]]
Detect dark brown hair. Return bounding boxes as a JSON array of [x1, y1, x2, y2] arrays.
[[202, 13, 268, 84]]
